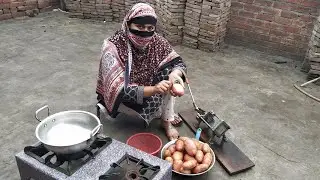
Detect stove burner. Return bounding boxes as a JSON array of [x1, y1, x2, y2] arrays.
[[24, 135, 112, 176], [99, 153, 160, 180]]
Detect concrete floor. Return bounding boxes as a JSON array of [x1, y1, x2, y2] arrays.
[[0, 11, 319, 180]]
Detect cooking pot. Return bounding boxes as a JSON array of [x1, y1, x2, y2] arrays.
[[34, 105, 102, 154]]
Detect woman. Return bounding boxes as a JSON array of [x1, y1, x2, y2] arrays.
[[96, 3, 187, 140]]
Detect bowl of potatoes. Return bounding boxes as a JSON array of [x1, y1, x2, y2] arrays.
[[160, 137, 215, 176]]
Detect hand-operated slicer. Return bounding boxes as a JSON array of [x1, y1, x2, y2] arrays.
[[186, 79, 231, 145], [179, 78, 255, 175]]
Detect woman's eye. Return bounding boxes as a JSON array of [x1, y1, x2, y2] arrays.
[[137, 25, 143, 29], [148, 26, 155, 31]]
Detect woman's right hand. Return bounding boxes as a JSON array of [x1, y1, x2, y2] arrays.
[[154, 80, 172, 94]]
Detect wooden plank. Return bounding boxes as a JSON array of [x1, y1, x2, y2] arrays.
[[179, 109, 255, 175]]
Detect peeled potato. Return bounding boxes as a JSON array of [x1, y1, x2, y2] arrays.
[[172, 151, 183, 161], [165, 156, 173, 164], [173, 160, 183, 171], [184, 138, 197, 156], [175, 139, 184, 151], [192, 164, 209, 174], [172, 83, 184, 96]]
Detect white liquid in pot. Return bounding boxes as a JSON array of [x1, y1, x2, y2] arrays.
[[45, 123, 91, 146]]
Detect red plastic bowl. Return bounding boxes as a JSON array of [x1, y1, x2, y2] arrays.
[[126, 133, 163, 156]]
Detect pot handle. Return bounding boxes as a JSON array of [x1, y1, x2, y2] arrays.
[[35, 105, 50, 122], [90, 124, 102, 139]]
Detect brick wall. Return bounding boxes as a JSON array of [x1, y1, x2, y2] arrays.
[[226, 0, 320, 59], [0, 0, 59, 20]]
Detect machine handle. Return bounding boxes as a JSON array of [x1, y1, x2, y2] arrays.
[[90, 124, 103, 139], [35, 105, 50, 122]]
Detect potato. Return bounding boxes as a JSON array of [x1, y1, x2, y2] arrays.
[[182, 159, 197, 170], [192, 164, 209, 174], [192, 138, 202, 150], [168, 144, 176, 154], [163, 149, 171, 158], [175, 139, 184, 151], [180, 167, 192, 174], [195, 150, 204, 163], [202, 152, 212, 165], [172, 84, 184, 96], [172, 151, 183, 161], [178, 136, 189, 142], [184, 154, 196, 161], [165, 156, 173, 164], [202, 143, 211, 154], [184, 138, 197, 156], [173, 160, 183, 172]]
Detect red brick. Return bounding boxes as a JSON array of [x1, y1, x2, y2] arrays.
[[0, 13, 12, 20], [3, 0, 11, 3], [239, 10, 256, 18], [283, 26, 300, 33], [243, 30, 270, 41], [230, 15, 248, 24], [12, 11, 26, 18], [10, 2, 25, 8], [38, 0, 50, 9], [231, 2, 244, 10], [231, 9, 239, 16], [290, 6, 316, 15], [270, 29, 287, 37], [280, 11, 299, 19], [10, 8, 17, 13], [299, 14, 315, 23], [25, 4, 37, 10], [254, 0, 273, 6], [270, 36, 283, 43], [254, 26, 270, 34], [273, 2, 291, 10], [17, 6, 26, 11], [26, 0, 38, 5], [243, 4, 262, 12], [301, 0, 320, 7], [239, 0, 254, 3], [256, 13, 274, 21], [274, 16, 292, 25], [0, 3, 10, 9], [247, 18, 264, 26], [3, 8, 10, 14], [228, 22, 252, 30], [261, 7, 281, 16]]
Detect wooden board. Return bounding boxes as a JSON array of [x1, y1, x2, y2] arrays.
[[179, 109, 255, 175]]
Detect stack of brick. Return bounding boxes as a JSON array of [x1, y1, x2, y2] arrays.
[[306, 16, 320, 76], [67, 0, 112, 21], [112, 0, 125, 22], [0, 0, 59, 21], [198, 0, 231, 51], [155, 0, 186, 45], [182, 0, 202, 48], [124, 0, 155, 13]]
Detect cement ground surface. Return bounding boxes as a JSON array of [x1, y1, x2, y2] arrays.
[[0, 11, 319, 180]]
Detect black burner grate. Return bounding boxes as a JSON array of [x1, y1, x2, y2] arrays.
[[99, 153, 160, 180], [24, 135, 112, 176]]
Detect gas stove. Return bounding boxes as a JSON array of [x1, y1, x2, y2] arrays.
[[15, 134, 171, 180]]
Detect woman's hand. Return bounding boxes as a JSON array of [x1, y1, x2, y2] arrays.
[[154, 80, 172, 94]]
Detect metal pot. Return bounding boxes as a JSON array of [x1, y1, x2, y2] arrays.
[[34, 105, 102, 154]]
